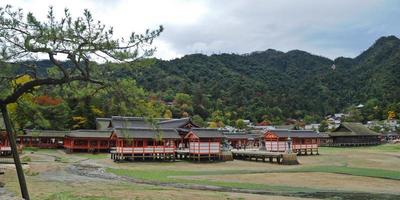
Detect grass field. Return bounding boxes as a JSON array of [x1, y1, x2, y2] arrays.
[[1, 144, 399, 200]]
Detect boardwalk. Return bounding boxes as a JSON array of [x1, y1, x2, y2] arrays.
[[231, 149, 299, 165]]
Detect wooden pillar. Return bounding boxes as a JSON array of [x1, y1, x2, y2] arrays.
[[208, 138, 211, 161], [277, 137, 279, 152], [143, 139, 146, 161], [198, 138, 200, 162]]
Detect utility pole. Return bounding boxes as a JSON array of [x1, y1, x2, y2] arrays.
[[1, 105, 30, 200]]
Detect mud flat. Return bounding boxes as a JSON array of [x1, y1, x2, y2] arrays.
[[1, 145, 399, 199]]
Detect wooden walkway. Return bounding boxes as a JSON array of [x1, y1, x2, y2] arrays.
[[110, 150, 176, 162], [231, 150, 298, 164]]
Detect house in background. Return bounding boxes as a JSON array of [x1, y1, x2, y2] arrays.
[[317, 132, 333, 146], [261, 129, 321, 155], [381, 131, 400, 143], [64, 130, 115, 153], [328, 122, 381, 146], [19, 130, 68, 148], [305, 124, 320, 131], [224, 133, 249, 149], [111, 127, 180, 161], [158, 117, 200, 148], [384, 119, 398, 131], [185, 128, 224, 161]]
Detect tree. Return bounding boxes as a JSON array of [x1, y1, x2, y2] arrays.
[[163, 109, 172, 119], [344, 107, 363, 122], [304, 114, 319, 124], [235, 119, 246, 129], [388, 111, 396, 120], [0, 5, 162, 199], [209, 110, 225, 128], [173, 93, 193, 117], [319, 120, 329, 132], [192, 115, 206, 127]]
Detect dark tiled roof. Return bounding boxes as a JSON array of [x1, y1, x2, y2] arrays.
[[188, 128, 224, 138], [110, 116, 169, 128], [267, 129, 320, 138], [317, 133, 331, 138], [114, 128, 180, 139], [275, 125, 295, 130], [224, 134, 250, 139], [249, 129, 264, 135], [24, 130, 69, 137], [158, 117, 198, 128], [96, 118, 111, 130], [329, 122, 380, 137], [67, 130, 112, 138]]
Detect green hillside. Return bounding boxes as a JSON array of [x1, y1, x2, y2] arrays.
[[4, 36, 400, 130]]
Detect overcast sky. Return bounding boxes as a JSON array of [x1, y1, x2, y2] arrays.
[[1, 0, 399, 60]]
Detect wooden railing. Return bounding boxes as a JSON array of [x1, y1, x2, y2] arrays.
[[63, 144, 110, 149], [265, 141, 318, 152], [0, 146, 11, 151], [116, 146, 175, 154]]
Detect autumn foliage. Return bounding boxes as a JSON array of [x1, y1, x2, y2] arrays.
[[34, 95, 63, 106]]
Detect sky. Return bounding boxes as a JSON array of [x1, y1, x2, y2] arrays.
[[1, 0, 399, 60]]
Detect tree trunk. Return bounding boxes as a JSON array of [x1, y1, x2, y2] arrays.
[[1, 105, 30, 200]]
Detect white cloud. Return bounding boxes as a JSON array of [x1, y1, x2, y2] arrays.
[[0, 0, 208, 59], [1, 0, 399, 60]]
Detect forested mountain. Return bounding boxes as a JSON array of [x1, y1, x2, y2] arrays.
[[131, 36, 400, 123], [5, 36, 400, 130]]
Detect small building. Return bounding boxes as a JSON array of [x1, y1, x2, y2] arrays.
[[317, 132, 333, 146], [224, 133, 249, 149], [329, 122, 381, 146], [110, 127, 180, 161], [305, 124, 320, 131], [158, 117, 199, 148], [184, 128, 223, 161], [381, 131, 400, 143], [19, 130, 68, 148], [262, 129, 321, 155], [63, 130, 114, 153]]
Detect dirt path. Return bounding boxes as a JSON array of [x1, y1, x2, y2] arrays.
[[66, 162, 400, 200]]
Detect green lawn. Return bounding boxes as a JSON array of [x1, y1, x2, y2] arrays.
[[319, 144, 400, 153], [360, 144, 400, 152], [279, 165, 400, 180]]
